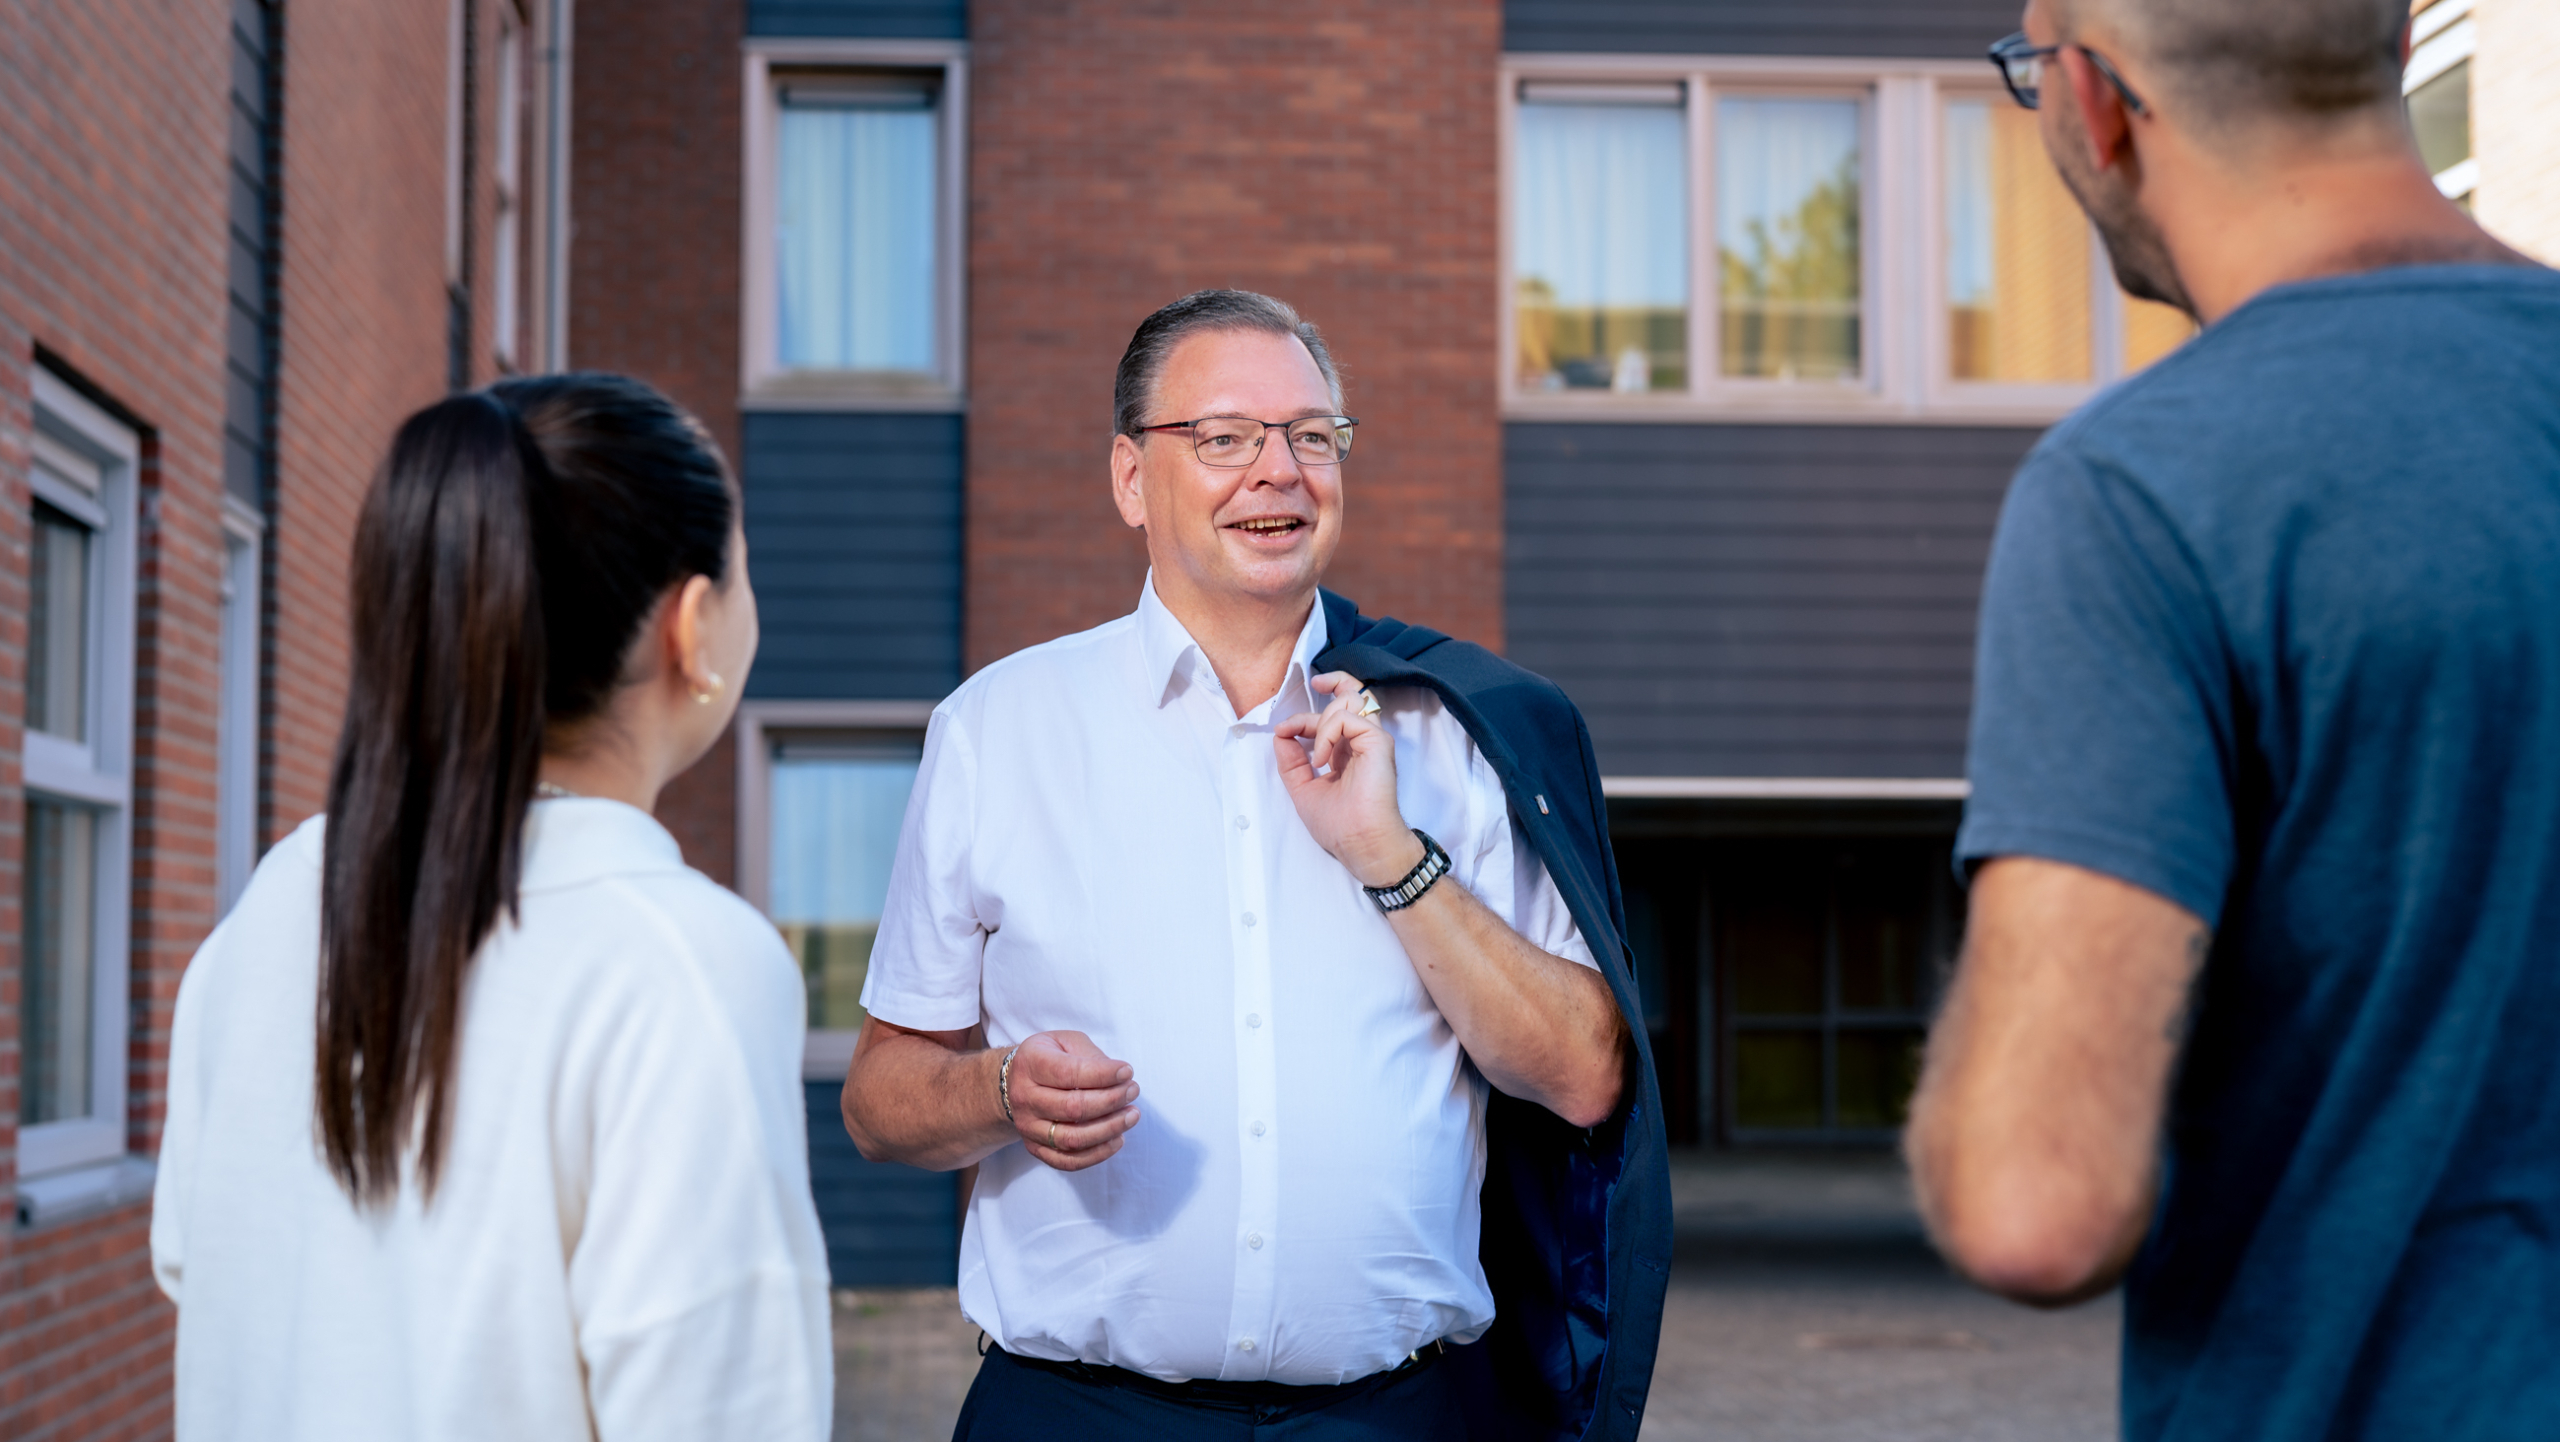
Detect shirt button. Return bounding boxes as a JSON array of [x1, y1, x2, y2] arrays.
[[1246, 1013, 1262, 1029], [1251, 1120, 1267, 1137], [1246, 1232, 1264, 1250], [1238, 1337, 1257, 1353], [1241, 912, 1257, 927], [1235, 815, 1251, 830]]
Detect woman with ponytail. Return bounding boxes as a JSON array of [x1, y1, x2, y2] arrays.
[[150, 375, 830, 1439]]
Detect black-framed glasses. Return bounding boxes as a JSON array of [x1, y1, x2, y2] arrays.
[[1988, 31, 2150, 117], [1135, 414, 1359, 468]]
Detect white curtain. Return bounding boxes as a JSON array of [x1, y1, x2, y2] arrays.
[[1942, 100, 1995, 309], [776, 105, 938, 372], [768, 758, 918, 927], [1713, 96, 1861, 286], [1513, 100, 1688, 310]]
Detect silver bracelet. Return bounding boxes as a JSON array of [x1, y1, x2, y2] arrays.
[[997, 1043, 1022, 1125]]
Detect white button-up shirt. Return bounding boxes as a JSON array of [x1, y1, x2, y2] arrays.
[[864, 577, 1593, 1385]]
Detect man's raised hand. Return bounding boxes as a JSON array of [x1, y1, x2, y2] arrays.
[[1276, 672, 1425, 889], [1006, 1030, 1140, 1172]]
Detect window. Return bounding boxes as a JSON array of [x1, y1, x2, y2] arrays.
[[1709, 838, 1956, 1140], [1717, 94, 1864, 382], [20, 370, 139, 1181], [743, 41, 967, 406], [2406, 0, 2475, 206], [1504, 58, 2191, 423], [217, 499, 263, 912], [736, 702, 936, 1076]]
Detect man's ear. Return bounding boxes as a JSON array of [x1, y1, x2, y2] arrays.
[[2059, 46, 2135, 173], [1110, 433, 1150, 531]]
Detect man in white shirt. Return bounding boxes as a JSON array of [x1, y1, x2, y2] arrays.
[[841, 289, 1634, 1438]]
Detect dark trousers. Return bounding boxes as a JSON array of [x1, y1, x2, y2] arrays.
[[952, 1343, 1467, 1440]]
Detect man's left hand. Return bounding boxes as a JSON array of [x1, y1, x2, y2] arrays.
[[1275, 672, 1425, 888]]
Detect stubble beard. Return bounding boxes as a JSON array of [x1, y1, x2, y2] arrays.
[[2047, 108, 2200, 319]]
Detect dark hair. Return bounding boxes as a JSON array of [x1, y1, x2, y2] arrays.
[[1112, 289, 1344, 439], [2068, 0, 2406, 124], [316, 372, 734, 1203]]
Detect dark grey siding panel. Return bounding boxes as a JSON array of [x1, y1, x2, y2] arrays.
[[805, 1081, 958, 1286], [746, 0, 964, 38], [1505, 0, 2021, 59], [742, 412, 963, 701], [1506, 422, 2039, 779]]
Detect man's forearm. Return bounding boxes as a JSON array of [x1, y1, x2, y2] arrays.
[[841, 1023, 1012, 1171], [1387, 880, 1627, 1128]]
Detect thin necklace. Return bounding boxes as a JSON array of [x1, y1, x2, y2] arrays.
[[534, 781, 580, 800]]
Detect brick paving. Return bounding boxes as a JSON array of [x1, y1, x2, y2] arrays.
[[830, 1152, 2119, 1441]]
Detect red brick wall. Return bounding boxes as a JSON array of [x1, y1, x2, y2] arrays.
[[0, 0, 234, 1430], [568, 0, 748, 885], [0, 0, 462, 1431], [966, 0, 1506, 668], [271, 0, 455, 838]]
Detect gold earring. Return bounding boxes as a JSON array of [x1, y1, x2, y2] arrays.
[[694, 670, 724, 705]]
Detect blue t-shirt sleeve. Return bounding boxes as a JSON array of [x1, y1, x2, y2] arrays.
[[1957, 442, 2240, 927]]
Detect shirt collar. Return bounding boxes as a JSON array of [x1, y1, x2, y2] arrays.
[[518, 796, 691, 894], [1134, 571, 1330, 718]]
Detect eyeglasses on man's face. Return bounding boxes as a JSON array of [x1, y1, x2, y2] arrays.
[[1988, 31, 2151, 117], [1136, 414, 1360, 469]]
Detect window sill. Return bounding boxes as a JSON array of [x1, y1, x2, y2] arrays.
[[1502, 390, 2084, 428], [16, 1155, 156, 1232], [741, 372, 965, 413]]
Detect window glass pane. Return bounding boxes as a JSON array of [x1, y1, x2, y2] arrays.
[[2408, 57, 2470, 178], [29, 500, 91, 742], [2122, 291, 2196, 375], [1944, 99, 2092, 383], [1514, 96, 1689, 393], [22, 799, 98, 1126], [1717, 95, 1862, 380], [770, 749, 921, 1030], [1723, 868, 1825, 1016], [1733, 1030, 1824, 1129], [1834, 1028, 1924, 1129], [777, 82, 939, 373]]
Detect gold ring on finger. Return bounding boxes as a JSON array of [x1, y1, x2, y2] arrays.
[[1048, 1121, 1059, 1149], [1356, 688, 1381, 718]]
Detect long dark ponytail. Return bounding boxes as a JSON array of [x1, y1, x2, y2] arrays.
[[316, 373, 733, 1203]]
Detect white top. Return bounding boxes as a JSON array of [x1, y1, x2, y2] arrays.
[[151, 800, 832, 1442], [863, 577, 1594, 1386]]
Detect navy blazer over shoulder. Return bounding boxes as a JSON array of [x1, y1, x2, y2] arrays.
[[1314, 590, 1672, 1442]]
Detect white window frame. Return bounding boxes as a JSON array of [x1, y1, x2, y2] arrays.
[[21, 369, 139, 1181], [740, 38, 969, 412], [2406, 0, 2475, 201], [733, 699, 937, 1079], [216, 496, 263, 913], [1501, 53, 2165, 427]]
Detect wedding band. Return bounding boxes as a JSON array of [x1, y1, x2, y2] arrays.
[[1048, 1121, 1059, 1149], [1356, 688, 1381, 718]]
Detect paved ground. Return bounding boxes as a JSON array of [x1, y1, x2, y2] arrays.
[[831, 1150, 2120, 1441]]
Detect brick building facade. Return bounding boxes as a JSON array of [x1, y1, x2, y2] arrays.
[[1, 0, 559, 1430]]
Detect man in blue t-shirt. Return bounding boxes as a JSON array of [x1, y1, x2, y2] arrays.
[[1904, 2, 2558, 1439]]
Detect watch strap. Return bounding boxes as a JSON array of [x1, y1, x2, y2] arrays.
[[1365, 829, 1451, 913]]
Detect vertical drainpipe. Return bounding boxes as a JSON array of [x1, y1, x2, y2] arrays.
[[541, 0, 573, 372]]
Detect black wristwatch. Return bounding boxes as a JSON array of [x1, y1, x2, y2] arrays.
[[1364, 829, 1452, 913]]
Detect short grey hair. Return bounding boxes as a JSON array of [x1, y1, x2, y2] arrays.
[[1112, 290, 1345, 439], [2063, 0, 2407, 126]]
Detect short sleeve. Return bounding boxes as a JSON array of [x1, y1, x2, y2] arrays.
[[1958, 444, 2240, 926], [859, 709, 988, 1031], [1510, 818, 1598, 971]]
